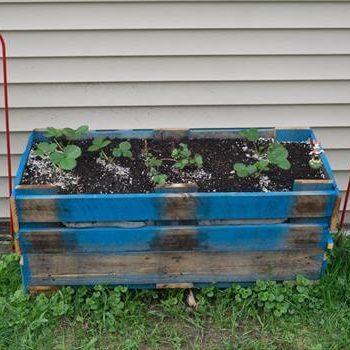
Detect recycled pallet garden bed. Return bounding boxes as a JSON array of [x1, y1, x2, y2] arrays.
[[11, 128, 340, 293]]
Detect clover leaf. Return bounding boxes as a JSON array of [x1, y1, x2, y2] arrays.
[[112, 141, 132, 159]]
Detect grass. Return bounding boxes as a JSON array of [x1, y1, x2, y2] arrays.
[[0, 232, 350, 350]]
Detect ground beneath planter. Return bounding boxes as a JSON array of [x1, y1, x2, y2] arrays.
[[21, 137, 326, 194]]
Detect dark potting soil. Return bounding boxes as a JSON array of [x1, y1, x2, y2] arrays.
[[21, 137, 325, 194]]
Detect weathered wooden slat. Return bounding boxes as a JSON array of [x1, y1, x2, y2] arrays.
[[15, 191, 337, 223], [19, 224, 329, 254], [293, 179, 334, 191], [26, 249, 324, 286], [330, 195, 342, 232]]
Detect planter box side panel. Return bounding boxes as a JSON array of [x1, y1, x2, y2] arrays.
[[20, 223, 330, 289]]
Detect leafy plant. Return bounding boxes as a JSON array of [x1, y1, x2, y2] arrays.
[[112, 141, 133, 159], [88, 137, 111, 161], [45, 125, 88, 150], [34, 142, 57, 158], [171, 143, 203, 170], [234, 129, 291, 178], [62, 125, 89, 141], [49, 145, 82, 170], [145, 153, 168, 185], [239, 128, 260, 142]]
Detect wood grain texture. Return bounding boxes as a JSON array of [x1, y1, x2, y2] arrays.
[[19, 224, 328, 254], [26, 249, 324, 286], [330, 195, 342, 232]]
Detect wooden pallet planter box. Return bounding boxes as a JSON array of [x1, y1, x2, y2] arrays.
[[12, 128, 340, 292]]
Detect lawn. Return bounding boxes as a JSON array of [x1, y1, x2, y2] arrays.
[[1, 232, 349, 350]]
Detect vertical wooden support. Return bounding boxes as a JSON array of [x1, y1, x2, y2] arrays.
[[330, 196, 342, 232], [9, 197, 20, 255]]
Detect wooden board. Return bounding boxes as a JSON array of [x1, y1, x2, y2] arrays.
[[26, 249, 324, 287], [19, 224, 329, 254], [15, 191, 337, 223]]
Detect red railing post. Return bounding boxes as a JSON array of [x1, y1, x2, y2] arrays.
[[0, 33, 14, 251]]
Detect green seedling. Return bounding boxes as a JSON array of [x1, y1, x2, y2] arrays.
[[171, 143, 203, 170], [152, 174, 168, 185], [34, 142, 57, 158], [239, 128, 260, 142], [233, 143, 290, 178], [144, 153, 167, 185], [50, 145, 82, 171], [267, 143, 291, 170], [112, 141, 133, 159], [62, 125, 89, 140], [88, 137, 112, 161]]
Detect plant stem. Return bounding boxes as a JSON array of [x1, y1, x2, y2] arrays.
[[100, 150, 110, 162], [54, 138, 64, 151]]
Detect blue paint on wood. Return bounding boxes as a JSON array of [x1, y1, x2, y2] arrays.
[[275, 128, 312, 142], [19, 224, 329, 254], [15, 191, 337, 223], [14, 131, 34, 189]]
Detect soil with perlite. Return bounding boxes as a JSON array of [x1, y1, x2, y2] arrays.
[[21, 138, 326, 194]]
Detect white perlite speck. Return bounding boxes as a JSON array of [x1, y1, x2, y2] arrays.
[[96, 157, 130, 178], [23, 150, 80, 190], [259, 175, 271, 192]]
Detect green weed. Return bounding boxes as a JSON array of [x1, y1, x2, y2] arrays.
[[0, 233, 350, 349]]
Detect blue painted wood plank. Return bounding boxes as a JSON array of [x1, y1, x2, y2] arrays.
[[275, 128, 312, 142], [13, 131, 34, 189], [19, 224, 329, 254], [15, 191, 337, 223]]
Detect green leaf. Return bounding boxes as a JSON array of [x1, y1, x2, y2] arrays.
[[45, 127, 63, 138], [278, 158, 291, 170], [101, 140, 111, 148], [34, 149, 45, 157], [152, 174, 167, 185], [234, 163, 249, 177], [112, 148, 122, 157], [193, 154, 203, 168], [256, 159, 269, 171], [267, 143, 289, 164], [50, 151, 64, 164], [64, 145, 82, 159], [88, 144, 101, 152], [239, 128, 259, 142], [246, 164, 257, 175], [122, 150, 132, 159], [59, 158, 77, 170], [119, 141, 131, 151], [76, 125, 89, 134]]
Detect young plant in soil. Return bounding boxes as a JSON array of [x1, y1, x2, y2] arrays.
[[45, 125, 89, 150], [49, 145, 82, 170], [88, 139, 133, 163], [88, 137, 112, 161], [144, 153, 167, 185], [33, 125, 88, 171], [233, 128, 291, 178], [171, 143, 203, 170], [112, 141, 133, 159]]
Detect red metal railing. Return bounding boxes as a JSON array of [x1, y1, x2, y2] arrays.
[[0, 33, 14, 251]]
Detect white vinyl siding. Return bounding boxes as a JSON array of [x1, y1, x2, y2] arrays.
[[0, 0, 349, 222]]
